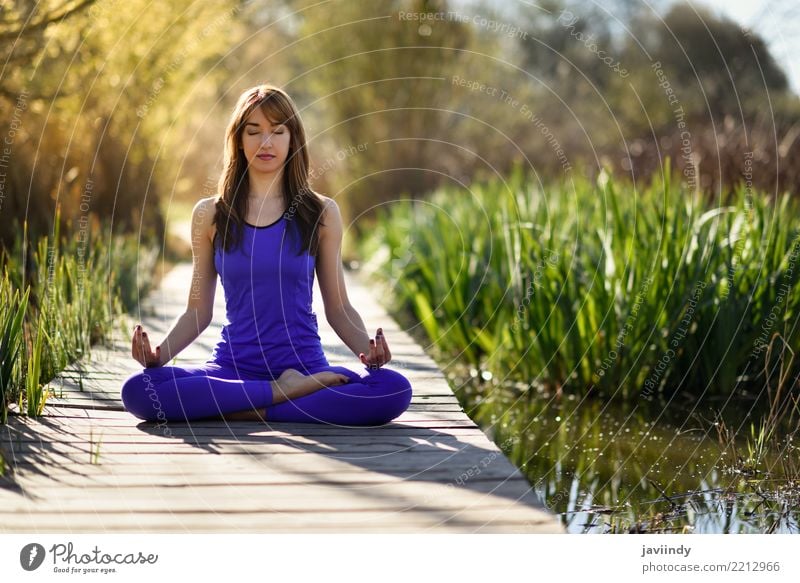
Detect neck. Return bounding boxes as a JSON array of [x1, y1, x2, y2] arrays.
[[247, 168, 285, 201]]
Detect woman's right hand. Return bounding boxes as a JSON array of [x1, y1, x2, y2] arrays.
[[131, 324, 162, 368]]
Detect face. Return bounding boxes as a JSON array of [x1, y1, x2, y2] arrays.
[[239, 106, 291, 173]]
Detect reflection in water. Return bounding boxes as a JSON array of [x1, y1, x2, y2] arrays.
[[456, 378, 800, 533]]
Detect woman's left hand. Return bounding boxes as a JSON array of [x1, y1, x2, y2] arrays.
[[359, 327, 392, 369]]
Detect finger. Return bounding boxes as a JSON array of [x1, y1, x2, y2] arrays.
[[375, 330, 385, 362], [379, 329, 391, 361], [132, 328, 145, 361], [141, 330, 154, 357], [361, 350, 374, 369], [368, 339, 382, 366], [372, 338, 385, 367], [368, 343, 380, 368]]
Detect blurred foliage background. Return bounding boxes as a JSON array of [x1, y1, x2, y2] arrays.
[[2, 0, 798, 257]]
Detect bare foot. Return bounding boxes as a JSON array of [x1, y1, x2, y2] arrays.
[[270, 368, 350, 405], [219, 408, 267, 422], [216, 369, 349, 422]]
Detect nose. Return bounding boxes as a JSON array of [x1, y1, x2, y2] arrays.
[[261, 131, 279, 147]]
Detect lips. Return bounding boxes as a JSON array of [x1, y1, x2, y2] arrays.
[[257, 154, 275, 160]]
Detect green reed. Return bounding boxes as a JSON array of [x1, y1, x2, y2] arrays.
[[361, 158, 800, 399], [0, 273, 30, 425], [0, 204, 160, 422]]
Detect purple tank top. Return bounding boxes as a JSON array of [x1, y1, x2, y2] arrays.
[[209, 213, 329, 376]]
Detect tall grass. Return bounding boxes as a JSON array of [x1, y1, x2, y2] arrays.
[[0, 204, 160, 422], [716, 331, 800, 473], [361, 159, 800, 400], [0, 274, 29, 425]]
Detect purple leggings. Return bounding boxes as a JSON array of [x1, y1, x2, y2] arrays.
[[120, 362, 413, 426]]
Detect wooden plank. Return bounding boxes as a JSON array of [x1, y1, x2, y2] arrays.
[[0, 508, 560, 533], [3, 465, 528, 485], [4, 450, 524, 473], [5, 435, 502, 455], [6, 418, 481, 430], [3, 431, 492, 446], [0, 487, 551, 520], [36, 403, 476, 421], [2, 422, 487, 439], [1, 450, 530, 474], [2, 466, 528, 488], [1, 427, 489, 440], [42, 396, 465, 412]]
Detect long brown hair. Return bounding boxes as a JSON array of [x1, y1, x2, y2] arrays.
[[213, 84, 326, 256]]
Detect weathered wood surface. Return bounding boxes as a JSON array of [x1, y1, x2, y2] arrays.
[[0, 252, 564, 533]]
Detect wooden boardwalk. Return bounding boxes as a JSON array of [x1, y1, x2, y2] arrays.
[[0, 255, 564, 533]]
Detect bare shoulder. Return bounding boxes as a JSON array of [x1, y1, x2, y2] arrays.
[[191, 196, 217, 243], [316, 194, 342, 228]]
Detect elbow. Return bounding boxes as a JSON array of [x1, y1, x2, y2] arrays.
[[199, 312, 214, 330], [188, 308, 213, 331], [325, 303, 352, 326]]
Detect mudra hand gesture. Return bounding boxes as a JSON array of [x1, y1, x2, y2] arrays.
[[131, 324, 162, 368], [359, 327, 392, 369]]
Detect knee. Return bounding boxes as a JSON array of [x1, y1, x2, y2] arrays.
[[367, 368, 413, 424], [120, 370, 161, 421]]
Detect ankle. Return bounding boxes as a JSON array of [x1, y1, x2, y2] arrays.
[[270, 378, 288, 404]]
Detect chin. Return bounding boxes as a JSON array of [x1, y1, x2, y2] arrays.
[[250, 159, 282, 169]]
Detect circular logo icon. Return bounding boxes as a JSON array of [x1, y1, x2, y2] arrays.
[[20, 543, 46, 571]]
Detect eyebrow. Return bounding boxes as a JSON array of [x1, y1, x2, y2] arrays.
[[244, 121, 285, 128]]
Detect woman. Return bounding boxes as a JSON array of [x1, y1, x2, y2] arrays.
[[120, 84, 412, 426]]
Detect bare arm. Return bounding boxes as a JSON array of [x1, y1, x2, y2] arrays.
[[315, 198, 390, 368], [327, 304, 371, 359], [315, 198, 371, 357], [151, 198, 218, 366]]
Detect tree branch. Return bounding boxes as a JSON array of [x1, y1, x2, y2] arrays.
[[0, 0, 97, 41]]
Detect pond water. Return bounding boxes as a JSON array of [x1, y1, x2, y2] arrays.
[[454, 377, 800, 533]]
